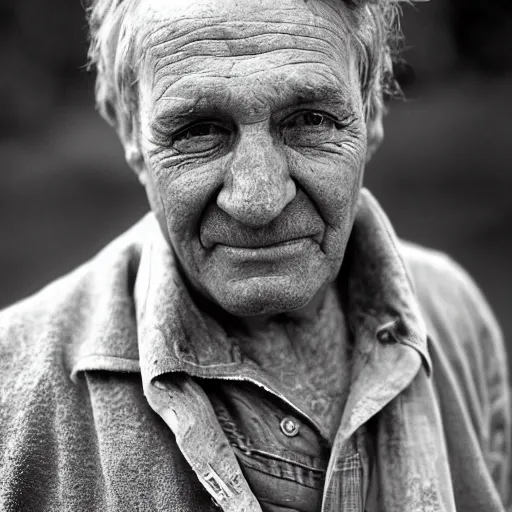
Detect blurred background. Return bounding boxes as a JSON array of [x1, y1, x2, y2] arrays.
[[0, 1, 511, 369]]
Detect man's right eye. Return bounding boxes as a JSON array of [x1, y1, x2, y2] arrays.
[[172, 122, 230, 154]]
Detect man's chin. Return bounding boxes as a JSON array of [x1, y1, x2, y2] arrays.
[[206, 275, 321, 317]]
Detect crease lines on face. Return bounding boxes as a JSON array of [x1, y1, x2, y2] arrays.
[[152, 47, 337, 79], [153, 61, 344, 105], [142, 17, 349, 54]]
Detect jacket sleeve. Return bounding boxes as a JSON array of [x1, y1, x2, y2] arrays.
[[403, 243, 511, 508], [451, 259, 512, 508], [480, 302, 511, 508]]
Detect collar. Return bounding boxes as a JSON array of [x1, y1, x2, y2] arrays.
[[344, 189, 431, 377], [71, 187, 432, 382]]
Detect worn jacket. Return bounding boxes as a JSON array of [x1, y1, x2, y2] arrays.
[[0, 189, 510, 511]]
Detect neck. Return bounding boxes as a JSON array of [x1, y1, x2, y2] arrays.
[[226, 282, 346, 370], [235, 282, 351, 440], [192, 279, 351, 439], [231, 281, 332, 337]]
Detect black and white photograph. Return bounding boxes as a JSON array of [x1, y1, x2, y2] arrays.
[[0, 0, 511, 510]]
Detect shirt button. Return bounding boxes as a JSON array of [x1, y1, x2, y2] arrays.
[[280, 417, 300, 437]]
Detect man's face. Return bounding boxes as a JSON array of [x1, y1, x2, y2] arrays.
[[133, 0, 367, 317]]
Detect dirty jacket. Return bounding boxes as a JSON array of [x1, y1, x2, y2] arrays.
[[0, 189, 510, 511]]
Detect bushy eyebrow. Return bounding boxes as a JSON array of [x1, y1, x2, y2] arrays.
[[288, 80, 352, 106]]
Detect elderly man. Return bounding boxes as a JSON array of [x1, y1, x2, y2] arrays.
[[0, 0, 510, 510]]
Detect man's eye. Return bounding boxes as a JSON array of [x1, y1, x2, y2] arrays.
[[175, 123, 225, 140], [283, 112, 333, 129], [281, 111, 342, 148], [281, 111, 341, 147], [172, 123, 230, 153]]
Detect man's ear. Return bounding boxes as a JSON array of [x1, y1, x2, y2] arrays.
[[365, 107, 384, 163], [117, 112, 149, 185]]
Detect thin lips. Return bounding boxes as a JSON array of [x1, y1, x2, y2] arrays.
[[202, 223, 323, 249], [214, 234, 318, 249]]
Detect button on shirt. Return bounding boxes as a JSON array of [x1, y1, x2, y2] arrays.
[[280, 417, 301, 437], [206, 380, 330, 512]]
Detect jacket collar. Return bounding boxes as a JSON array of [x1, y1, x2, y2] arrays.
[[70, 222, 143, 382], [71, 188, 431, 382]]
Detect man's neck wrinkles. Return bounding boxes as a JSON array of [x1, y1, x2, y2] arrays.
[[225, 282, 341, 360]]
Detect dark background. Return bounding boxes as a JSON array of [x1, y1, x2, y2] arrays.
[[0, 1, 511, 369]]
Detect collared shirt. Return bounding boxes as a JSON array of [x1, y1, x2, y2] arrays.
[[0, 188, 509, 512]]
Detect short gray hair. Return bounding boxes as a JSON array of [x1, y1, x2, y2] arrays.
[[86, 0, 407, 131]]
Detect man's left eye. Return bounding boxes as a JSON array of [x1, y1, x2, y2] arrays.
[[280, 111, 342, 147], [283, 111, 334, 129]]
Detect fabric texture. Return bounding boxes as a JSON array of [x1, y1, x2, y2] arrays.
[[0, 188, 509, 511], [207, 380, 329, 512]]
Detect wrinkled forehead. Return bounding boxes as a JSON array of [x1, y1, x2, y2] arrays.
[[132, 0, 356, 70], [134, 0, 352, 29], [130, 0, 359, 109]]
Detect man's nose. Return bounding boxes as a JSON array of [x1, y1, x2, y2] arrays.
[[217, 129, 297, 228]]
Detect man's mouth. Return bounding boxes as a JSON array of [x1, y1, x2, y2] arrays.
[[214, 234, 320, 249], [213, 238, 316, 262], [201, 225, 324, 250]]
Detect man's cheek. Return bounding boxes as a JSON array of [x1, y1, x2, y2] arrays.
[[287, 152, 361, 226], [149, 164, 221, 235]]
